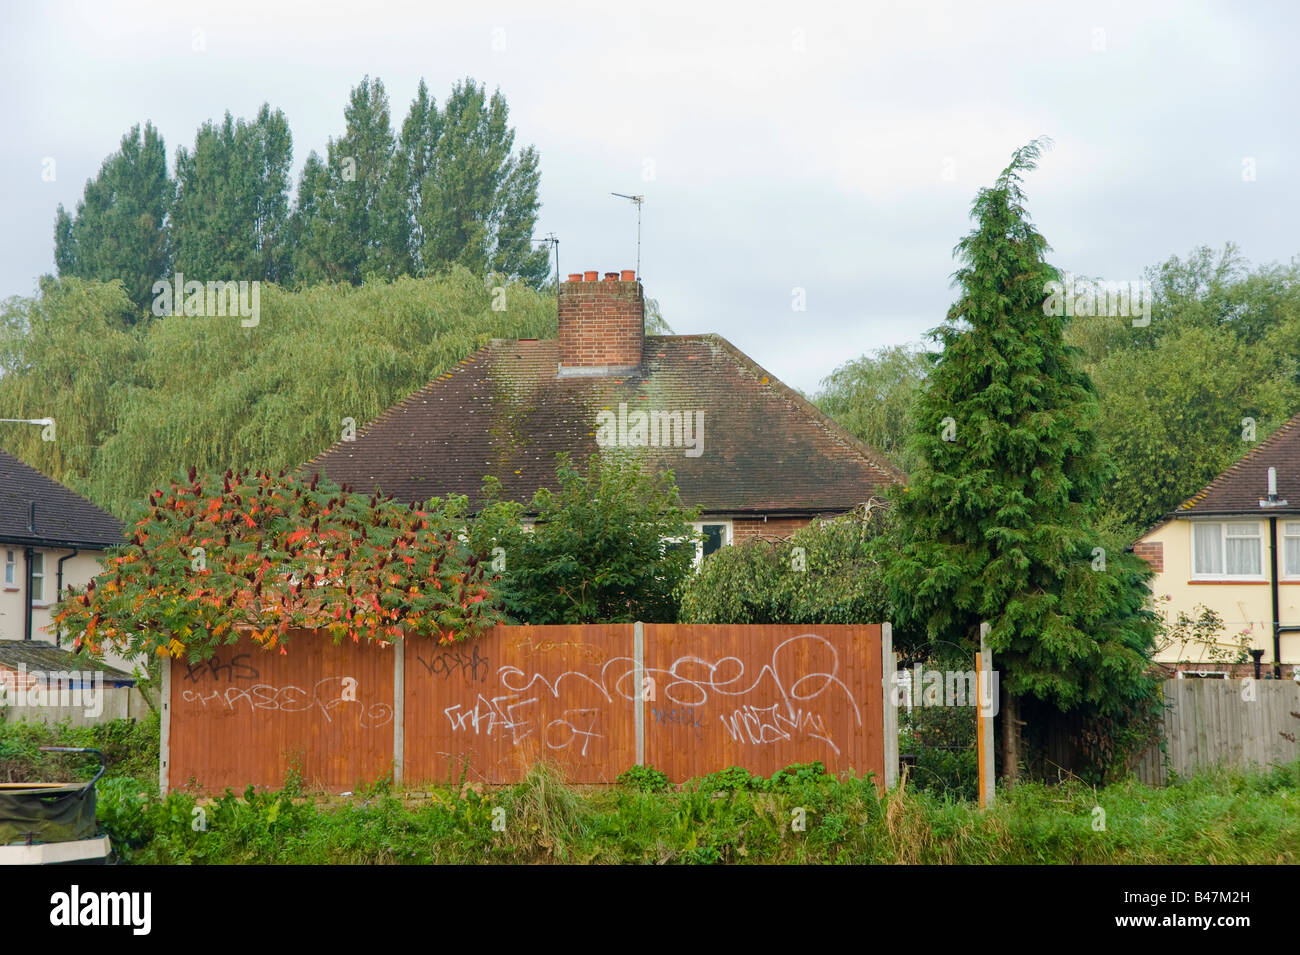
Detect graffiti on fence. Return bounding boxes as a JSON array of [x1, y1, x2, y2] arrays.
[[441, 633, 860, 756], [415, 644, 490, 683], [181, 652, 259, 684], [181, 676, 393, 728]]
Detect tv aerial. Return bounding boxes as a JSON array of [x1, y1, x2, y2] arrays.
[[610, 193, 644, 279]]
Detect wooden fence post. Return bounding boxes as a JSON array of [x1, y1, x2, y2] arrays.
[[882, 622, 898, 788]]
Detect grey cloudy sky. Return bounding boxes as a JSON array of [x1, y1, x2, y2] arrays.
[[2, 0, 1295, 393]]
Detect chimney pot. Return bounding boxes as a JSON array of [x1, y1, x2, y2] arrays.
[[567, 273, 582, 282], [583, 270, 599, 282], [603, 272, 619, 282], [621, 269, 636, 282]]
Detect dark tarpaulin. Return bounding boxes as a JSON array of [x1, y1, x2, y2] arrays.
[[0, 784, 96, 845]]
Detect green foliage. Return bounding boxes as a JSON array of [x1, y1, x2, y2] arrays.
[[0, 268, 556, 518], [900, 704, 978, 801], [291, 76, 549, 288], [0, 713, 160, 793], [616, 764, 671, 793], [417, 79, 550, 287], [172, 105, 294, 284], [678, 502, 891, 626], [1067, 246, 1300, 532], [291, 77, 396, 285], [475, 452, 698, 624], [815, 344, 932, 473], [881, 139, 1163, 775], [54, 122, 172, 312], [91, 759, 1300, 864]]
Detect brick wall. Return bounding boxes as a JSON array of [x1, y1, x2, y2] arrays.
[[1133, 540, 1163, 573], [558, 270, 643, 369], [732, 516, 814, 542]]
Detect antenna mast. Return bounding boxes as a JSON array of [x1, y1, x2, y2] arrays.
[[611, 192, 644, 278]]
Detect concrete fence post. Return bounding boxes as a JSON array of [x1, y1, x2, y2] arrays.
[[159, 656, 171, 797], [633, 621, 645, 767], [393, 638, 405, 787], [882, 622, 898, 788]]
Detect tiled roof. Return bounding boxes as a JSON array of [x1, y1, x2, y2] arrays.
[[0, 451, 123, 548], [1173, 410, 1300, 517], [303, 335, 903, 513], [0, 642, 136, 685]]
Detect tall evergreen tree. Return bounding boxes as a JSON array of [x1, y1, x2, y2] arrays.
[[372, 80, 441, 278], [883, 139, 1161, 781], [418, 79, 550, 287], [291, 77, 395, 285], [53, 122, 171, 313], [172, 104, 293, 283]]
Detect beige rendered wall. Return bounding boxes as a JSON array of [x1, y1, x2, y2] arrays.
[[1141, 519, 1300, 665], [0, 546, 142, 675]]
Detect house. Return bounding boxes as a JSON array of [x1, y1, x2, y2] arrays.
[[0, 449, 132, 672], [304, 269, 903, 561], [1133, 411, 1300, 677]]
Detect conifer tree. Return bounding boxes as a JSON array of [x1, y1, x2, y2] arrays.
[[884, 138, 1161, 780]]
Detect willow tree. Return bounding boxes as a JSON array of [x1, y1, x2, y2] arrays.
[[883, 139, 1161, 781], [0, 267, 558, 519]]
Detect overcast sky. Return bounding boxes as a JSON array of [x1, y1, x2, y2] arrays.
[[2, 0, 1295, 393]]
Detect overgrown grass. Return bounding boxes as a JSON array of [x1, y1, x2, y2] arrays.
[[89, 758, 1300, 865], [0, 712, 160, 793]]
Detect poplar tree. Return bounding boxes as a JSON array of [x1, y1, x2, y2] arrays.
[[291, 77, 395, 285], [53, 122, 171, 313], [417, 79, 550, 287], [883, 139, 1161, 780], [171, 105, 293, 283]]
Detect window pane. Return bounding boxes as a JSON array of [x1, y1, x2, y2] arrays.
[[1225, 523, 1259, 537], [701, 524, 725, 557], [1225, 537, 1260, 575], [31, 553, 43, 573], [1193, 524, 1222, 575], [1286, 536, 1300, 576]]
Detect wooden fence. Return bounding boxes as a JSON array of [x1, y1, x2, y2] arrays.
[[162, 623, 890, 794], [1129, 678, 1300, 785]]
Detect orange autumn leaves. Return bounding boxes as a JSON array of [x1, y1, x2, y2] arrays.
[[55, 466, 502, 662]]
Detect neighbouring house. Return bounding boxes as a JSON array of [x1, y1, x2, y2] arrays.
[[0, 449, 135, 674], [304, 269, 903, 562], [1133, 411, 1300, 678], [0, 641, 141, 726]]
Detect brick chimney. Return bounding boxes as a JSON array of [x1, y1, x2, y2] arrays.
[[557, 269, 643, 376]]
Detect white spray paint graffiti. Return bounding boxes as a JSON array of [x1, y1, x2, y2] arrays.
[[181, 676, 393, 728], [442, 633, 861, 756]]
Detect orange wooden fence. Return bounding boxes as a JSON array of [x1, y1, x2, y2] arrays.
[[163, 623, 885, 793]]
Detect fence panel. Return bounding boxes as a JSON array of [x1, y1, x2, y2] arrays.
[[168, 631, 395, 793], [1130, 678, 1300, 785], [168, 623, 887, 791], [642, 624, 883, 783], [404, 624, 637, 785]]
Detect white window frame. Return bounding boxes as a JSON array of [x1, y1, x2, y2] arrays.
[[3, 550, 13, 587], [690, 520, 733, 568], [1190, 520, 1265, 580], [1282, 521, 1300, 579], [29, 551, 45, 604]]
